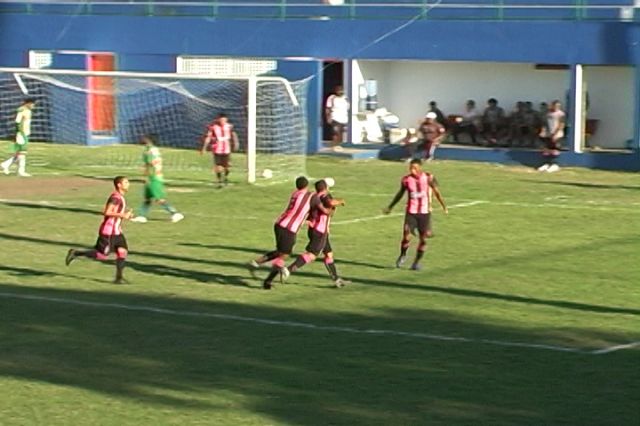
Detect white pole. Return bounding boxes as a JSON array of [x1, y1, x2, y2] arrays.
[[247, 75, 257, 184], [573, 64, 584, 154]]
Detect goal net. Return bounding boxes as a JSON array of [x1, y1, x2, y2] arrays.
[[0, 68, 309, 183]]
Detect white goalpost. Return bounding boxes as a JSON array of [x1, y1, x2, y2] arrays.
[[0, 67, 309, 183]]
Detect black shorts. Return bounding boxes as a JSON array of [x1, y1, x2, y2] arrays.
[[274, 224, 297, 255], [305, 228, 331, 256], [404, 213, 432, 237], [214, 154, 230, 168], [94, 234, 128, 256]]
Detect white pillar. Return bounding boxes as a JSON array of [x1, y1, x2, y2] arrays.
[[247, 76, 257, 183], [572, 64, 584, 154]]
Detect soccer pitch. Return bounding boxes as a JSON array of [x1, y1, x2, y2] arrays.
[[0, 143, 639, 425]]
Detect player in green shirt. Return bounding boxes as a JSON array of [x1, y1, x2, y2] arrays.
[[2, 98, 36, 177], [130, 135, 184, 223]]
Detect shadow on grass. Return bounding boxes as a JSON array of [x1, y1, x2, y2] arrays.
[[1, 232, 639, 317], [520, 179, 640, 191], [180, 242, 391, 270], [0, 283, 638, 425], [0, 200, 100, 216]]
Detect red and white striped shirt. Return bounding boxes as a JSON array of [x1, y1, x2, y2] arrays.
[[98, 191, 126, 236], [308, 190, 332, 234], [276, 189, 312, 233], [207, 122, 233, 155], [402, 172, 433, 214]]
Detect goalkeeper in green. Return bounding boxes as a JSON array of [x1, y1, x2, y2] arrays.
[[130, 135, 184, 224], [2, 98, 36, 177]]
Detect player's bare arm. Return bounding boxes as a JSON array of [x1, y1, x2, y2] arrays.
[[200, 133, 211, 155], [232, 130, 239, 151], [383, 186, 406, 214], [431, 184, 448, 214]]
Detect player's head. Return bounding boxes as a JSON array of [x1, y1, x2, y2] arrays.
[[140, 134, 156, 145], [23, 98, 36, 108], [217, 113, 228, 124], [409, 158, 422, 176], [315, 179, 328, 192], [113, 176, 130, 193], [295, 176, 309, 190]]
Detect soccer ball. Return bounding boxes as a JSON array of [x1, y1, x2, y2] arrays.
[[261, 169, 273, 179], [324, 177, 335, 188]]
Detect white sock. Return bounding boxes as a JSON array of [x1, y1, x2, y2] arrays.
[[1, 157, 15, 169], [17, 155, 26, 174]]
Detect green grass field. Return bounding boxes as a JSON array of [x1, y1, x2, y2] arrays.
[[0, 143, 639, 425]]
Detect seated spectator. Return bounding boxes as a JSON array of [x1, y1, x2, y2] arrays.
[[537, 100, 566, 172], [418, 112, 446, 161], [427, 101, 447, 129], [482, 98, 507, 145], [509, 101, 540, 147], [521, 101, 539, 147], [451, 99, 480, 145]]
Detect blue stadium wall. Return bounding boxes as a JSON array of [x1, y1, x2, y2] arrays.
[[1, 9, 640, 169]]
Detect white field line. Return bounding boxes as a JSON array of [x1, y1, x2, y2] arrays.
[[0, 291, 635, 356], [590, 341, 640, 355], [0, 198, 260, 220], [332, 200, 488, 225]]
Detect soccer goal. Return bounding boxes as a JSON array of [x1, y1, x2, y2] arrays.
[[0, 67, 309, 183]]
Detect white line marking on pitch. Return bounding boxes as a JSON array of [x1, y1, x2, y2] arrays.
[[0, 291, 635, 356], [332, 201, 488, 225]]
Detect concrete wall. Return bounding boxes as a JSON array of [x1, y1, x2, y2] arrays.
[[355, 61, 634, 149]]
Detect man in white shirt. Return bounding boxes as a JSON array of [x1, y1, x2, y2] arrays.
[[452, 99, 480, 145], [325, 85, 349, 146], [537, 100, 566, 172]]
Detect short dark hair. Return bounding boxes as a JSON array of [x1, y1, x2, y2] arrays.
[[113, 176, 127, 188], [295, 176, 308, 189], [142, 134, 157, 144], [488, 98, 498, 104], [410, 158, 422, 166], [315, 179, 327, 192], [429, 101, 437, 106], [217, 113, 227, 119], [24, 98, 36, 104]]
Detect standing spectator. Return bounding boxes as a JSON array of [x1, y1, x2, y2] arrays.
[[481, 98, 506, 145], [427, 101, 447, 129], [325, 85, 349, 147], [1, 98, 36, 177], [451, 99, 480, 145], [537, 100, 566, 172], [200, 113, 238, 187], [418, 112, 446, 161]]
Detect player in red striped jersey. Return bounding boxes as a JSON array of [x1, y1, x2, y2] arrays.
[[383, 159, 448, 270], [248, 176, 313, 289], [200, 113, 239, 187], [65, 176, 134, 284], [284, 179, 350, 288]]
